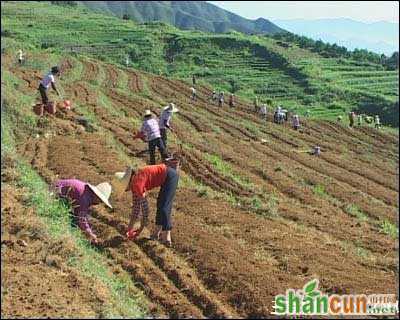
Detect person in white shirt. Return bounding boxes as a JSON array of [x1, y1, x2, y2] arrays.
[[374, 115, 381, 129], [159, 103, 179, 148], [190, 87, 196, 100], [38, 66, 60, 105], [17, 49, 24, 65]]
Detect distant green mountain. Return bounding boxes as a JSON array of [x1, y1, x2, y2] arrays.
[[273, 18, 399, 56], [79, 1, 285, 35]]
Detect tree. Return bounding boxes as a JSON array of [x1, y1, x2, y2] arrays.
[[50, 1, 77, 6]]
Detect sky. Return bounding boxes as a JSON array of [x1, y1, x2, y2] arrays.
[[208, 1, 399, 23]]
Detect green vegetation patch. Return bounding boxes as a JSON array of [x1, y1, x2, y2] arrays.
[[344, 204, 369, 222], [379, 220, 398, 239]]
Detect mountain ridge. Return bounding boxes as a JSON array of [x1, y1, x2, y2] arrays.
[[79, 1, 286, 35], [273, 18, 398, 55]]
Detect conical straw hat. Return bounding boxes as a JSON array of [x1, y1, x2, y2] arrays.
[[88, 182, 112, 208]]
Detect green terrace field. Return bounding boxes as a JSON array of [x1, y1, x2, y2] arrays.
[[2, 1, 398, 125]]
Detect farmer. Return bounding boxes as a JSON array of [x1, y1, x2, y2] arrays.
[[259, 103, 267, 120], [374, 115, 381, 129], [159, 102, 179, 148], [310, 146, 321, 156], [254, 95, 259, 113], [337, 115, 343, 122], [274, 106, 284, 124], [211, 90, 217, 102], [52, 179, 112, 244], [38, 66, 61, 105], [190, 87, 197, 100], [115, 155, 181, 247], [218, 91, 224, 107], [357, 114, 363, 126], [17, 49, 24, 65], [292, 114, 300, 130], [134, 110, 168, 165], [348, 111, 356, 127], [229, 93, 235, 108]]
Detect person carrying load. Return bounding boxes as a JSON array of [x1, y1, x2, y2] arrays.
[[115, 155, 181, 247], [134, 110, 168, 165]]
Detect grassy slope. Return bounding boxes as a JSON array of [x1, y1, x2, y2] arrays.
[[2, 1, 398, 126]]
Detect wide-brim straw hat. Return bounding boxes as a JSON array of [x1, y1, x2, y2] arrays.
[[88, 182, 112, 208], [163, 103, 179, 113], [144, 109, 152, 117], [115, 166, 134, 192]]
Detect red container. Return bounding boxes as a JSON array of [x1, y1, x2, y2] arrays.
[[33, 104, 44, 116], [63, 100, 71, 110], [45, 101, 56, 115]]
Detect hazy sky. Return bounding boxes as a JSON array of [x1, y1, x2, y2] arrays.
[[209, 1, 399, 23]]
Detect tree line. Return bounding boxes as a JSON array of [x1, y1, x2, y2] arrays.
[[270, 32, 398, 70]]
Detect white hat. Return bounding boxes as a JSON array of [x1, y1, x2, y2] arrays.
[[88, 182, 112, 208], [115, 166, 134, 192], [144, 109, 152, 117], [163, 103, 179, 113]]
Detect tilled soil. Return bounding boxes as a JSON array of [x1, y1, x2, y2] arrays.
[[1, 182, 110, 318], [3, 53, 398, 318]]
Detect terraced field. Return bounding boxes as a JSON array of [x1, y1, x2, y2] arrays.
[[2, 48, 398, 317], [3, 1, 397, 126], [316, 59, 399, 100]]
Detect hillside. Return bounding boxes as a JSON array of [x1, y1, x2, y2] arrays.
[[2, 1, 398, 125], [79, 1, 285, 35], [1, 1, 399, 318]]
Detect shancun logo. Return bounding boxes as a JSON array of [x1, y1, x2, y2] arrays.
[[273, 279, 399, 316]]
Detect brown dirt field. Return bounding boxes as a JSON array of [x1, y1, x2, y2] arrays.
[[126, 69, 144, 92], [4, 53, 399, 318], [81, 58, 100, 83], [103, 63, 119, 89], [1, 182, 110, 318]]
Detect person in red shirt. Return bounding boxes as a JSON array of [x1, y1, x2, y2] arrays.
[[115, 155, 180, 246]]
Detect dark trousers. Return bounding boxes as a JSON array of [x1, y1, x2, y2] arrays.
[[156, 167, 179, 231], [160, 128, 168, 148], [38, 84, 48, 104], [148, 137, 167, 165]]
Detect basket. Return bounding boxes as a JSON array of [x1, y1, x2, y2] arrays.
[[45, 101, 56, 115], [33, 103, 44, 116]]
